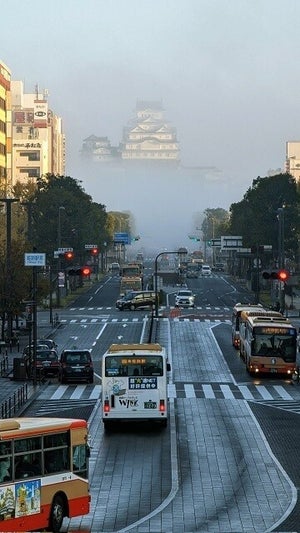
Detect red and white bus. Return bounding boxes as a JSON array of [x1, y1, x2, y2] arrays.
[[102, 343, 170, 430], [231, 303, 264, 349], [239, 312, 298, 377], [0, 417, 90, 532]]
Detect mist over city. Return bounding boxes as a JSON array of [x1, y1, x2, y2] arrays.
[[2, 0, 300, 252]]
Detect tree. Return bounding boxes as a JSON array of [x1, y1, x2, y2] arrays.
[[201, 208, 230, 241], [25, 174, 110, 263], [228, 173, 300, 263]]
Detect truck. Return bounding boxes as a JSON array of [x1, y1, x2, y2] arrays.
[[120, 276, 143, 296]]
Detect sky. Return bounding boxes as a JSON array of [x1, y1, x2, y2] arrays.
[[2, 0, 300, 252]]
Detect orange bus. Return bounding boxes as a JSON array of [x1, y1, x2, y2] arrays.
[[231, 303, 264, 348], [239, 313, 298, 377], [0, 417, 90, 532]]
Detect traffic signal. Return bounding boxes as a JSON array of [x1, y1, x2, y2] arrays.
[[90, 247, 99, 256], [68, 266, 91, 276], [262, 269, 289, 281], [81, 266, 92, 277], [64, 251, 74, 261]]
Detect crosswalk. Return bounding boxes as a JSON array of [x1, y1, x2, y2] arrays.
[[59, 317, 232, 324], [68, 306, 231, 312], [39, 381, 300, 404]]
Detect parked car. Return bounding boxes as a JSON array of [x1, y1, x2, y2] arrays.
[[212, 263, 225, 272], [59, 349, 94, 384], [116, 291, 156, 311], [36, 338, 58, 350], [201, 265, 212, 276], [23, 343, 50, 357], [186, 270, 198, 278], [175, 290, 195, 308], [26, 349, 60, 377]]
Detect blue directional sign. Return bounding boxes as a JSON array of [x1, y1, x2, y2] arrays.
[[114, 232, 131, 244]]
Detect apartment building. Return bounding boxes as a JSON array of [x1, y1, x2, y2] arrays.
[[11, 80, 65, 185], [0, 61, 11, 194], [285, 141, 300, 182]]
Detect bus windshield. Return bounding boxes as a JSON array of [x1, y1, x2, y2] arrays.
[[253, 329, 297, 361]]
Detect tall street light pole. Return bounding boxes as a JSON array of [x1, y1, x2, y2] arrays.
[[0, 198, 19, 340], [57, 206, 65, 307]]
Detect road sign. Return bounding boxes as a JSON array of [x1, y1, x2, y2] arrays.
[[24, 253, 46, 267], [85, 244, 98, 249], [58, 247, 73, 253], [114, 232, 130, 244]]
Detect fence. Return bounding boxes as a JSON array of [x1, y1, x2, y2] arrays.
[[0, 383, 28, 419]]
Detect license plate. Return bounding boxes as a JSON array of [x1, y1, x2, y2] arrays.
[[144, 401, 157, 409], [43, 362, 50, 366], [270, 368, 277, 373]]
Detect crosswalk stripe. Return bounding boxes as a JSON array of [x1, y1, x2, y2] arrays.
[[220, 384, 235, 399], [70, 385, 87, 399], [239, 385, 255, 400], [51, 385, 68, 399], [202, 384, 215, 398], [184, 384, 196, 398], [273, 385, 293, 400], [168, 383, 176, 398], [89, 385, 101, 399], [256, 385, 273, 400]]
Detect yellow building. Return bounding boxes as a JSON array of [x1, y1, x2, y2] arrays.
[[0, 61, 11, 194], [285, 141, 300, 182], [11, 81, 65, 185]]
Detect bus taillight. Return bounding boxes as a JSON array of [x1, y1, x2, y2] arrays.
[[159, 399, 165, 412], [104, 399, 110, 413]]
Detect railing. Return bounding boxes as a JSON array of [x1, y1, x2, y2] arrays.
[[1, 383, 28, 419], [0, 356, 9, 377]]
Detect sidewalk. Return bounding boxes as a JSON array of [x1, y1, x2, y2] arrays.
[[0, 309, 57, 418]]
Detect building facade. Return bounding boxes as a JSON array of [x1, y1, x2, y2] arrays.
[[0, 61, 11, 194], [11, 81, 65, 185], [285, 141, 300, 181]]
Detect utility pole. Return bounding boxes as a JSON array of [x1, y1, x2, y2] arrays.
[[0, 198, 19, 341]]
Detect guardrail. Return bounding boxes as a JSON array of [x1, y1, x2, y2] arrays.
[[0, 383, 28, 419]]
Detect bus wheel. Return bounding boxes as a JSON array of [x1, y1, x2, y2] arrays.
[[48, 494, 64, 532]]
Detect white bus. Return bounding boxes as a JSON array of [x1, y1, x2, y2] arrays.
[[102, 343, 170, 430]]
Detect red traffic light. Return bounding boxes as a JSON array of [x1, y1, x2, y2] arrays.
[[277, 269, 289, 281], [90, 247, 99, 256], [81, 266, 91, 276], [262, 269, 289, 281], [64, 251, 74, 260]]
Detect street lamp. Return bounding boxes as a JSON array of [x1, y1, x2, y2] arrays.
[[277, 206, 285, 269], [57, 206, 65, 307], [154, 249, 187, 318], [277, 206, 286, 313]]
